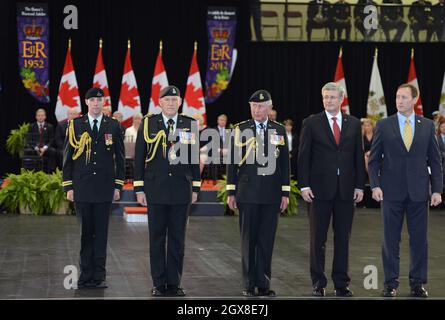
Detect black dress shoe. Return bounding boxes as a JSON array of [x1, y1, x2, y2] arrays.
[[382, 286, 397, 297], [166, 286, 186, 297], [312, 287, 325, 297], [258, 288, 276, 297], [92, 280, 108, 289], [242, 289, 256, 297], [411, 286, 428, 298], [76, 280, 93, 289], [335, 287, 353, 297], [151, 286, 166, 297]]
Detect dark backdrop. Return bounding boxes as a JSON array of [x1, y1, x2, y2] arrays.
[[1, 0, 445, 176]]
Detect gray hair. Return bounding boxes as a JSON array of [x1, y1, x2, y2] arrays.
[[321, 82, 345, 98], [36, 108, 46, 115], [133, 112, 143, 120], [113, 111, 123, 117]]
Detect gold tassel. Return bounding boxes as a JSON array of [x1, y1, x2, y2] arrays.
[[68, 120, 92, 164], [234, 126, 256, 166], [143, 117, 167, 162]]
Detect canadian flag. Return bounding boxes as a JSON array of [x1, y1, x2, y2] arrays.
[[55, 39, 81, 122], [407, 49, 423, 116], [182, 43, 206, 124], [334, 47, 350, 115], [148, 41, 169, 115], [117, 40, 141, 128], [93, 39, 112, 114]]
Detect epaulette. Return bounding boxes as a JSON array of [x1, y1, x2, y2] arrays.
[[270, 119, 285, 127], [179, 113, 196, 120], [143, 113, 157, 119], [234, 120, 249, 127]]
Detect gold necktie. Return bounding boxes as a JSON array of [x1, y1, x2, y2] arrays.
[[403, 119, 413, 151]]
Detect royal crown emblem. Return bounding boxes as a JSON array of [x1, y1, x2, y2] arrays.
[[211, 23, 230, 44], [23, 20, 44, 40]]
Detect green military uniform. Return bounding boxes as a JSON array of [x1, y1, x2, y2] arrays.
[[62, 88, 125, 288], [227, 90, 290, 296], [133, 86, 200, 296]]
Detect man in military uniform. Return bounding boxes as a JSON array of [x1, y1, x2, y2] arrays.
[[332, 0, 352, 41], [133, 85, 201, 297], [63, 87, 125, 289], [306, 0, 334, 41], [432, 0, 445, 41], [354, 0, 378, 41], [227, 90, 290, 297], [381, 0, 407, 42], [408, 0, 435, 42]]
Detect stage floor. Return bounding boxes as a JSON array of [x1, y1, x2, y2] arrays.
[[0, 208, 444, 299]]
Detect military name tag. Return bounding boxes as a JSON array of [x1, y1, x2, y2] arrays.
[[105, 133, 113, 145], [270, 134, 285, 146], [179, 131, 196, 144]]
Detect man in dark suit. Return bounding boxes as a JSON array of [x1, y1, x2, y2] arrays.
[[63, 88, 125, 289], [298, 82, 365, 297], [432, 0, 444, 41], [354, 0, 378, 41], [133, 85, 201, 297], [214, 114, 230, 179], [26, 108, 56, 173], [55, 108, 79, 169], [368, 83, 442, 298], [332, 0, 352, 41], [227, 90, 290, 297]]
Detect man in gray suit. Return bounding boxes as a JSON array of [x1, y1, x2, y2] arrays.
[[368, 83, 443, 298]]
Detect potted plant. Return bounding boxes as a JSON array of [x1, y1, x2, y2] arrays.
[[6, 123, 29, 157]]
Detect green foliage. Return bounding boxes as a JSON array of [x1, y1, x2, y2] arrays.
[[216, 175, 301, 216], [0, 169, 70, 215], [6, 123, 29, 157]]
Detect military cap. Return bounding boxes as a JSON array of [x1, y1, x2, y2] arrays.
[[85, 87, 105, 99], [160, 85, 181, 98], [249, 89, 271, 103]]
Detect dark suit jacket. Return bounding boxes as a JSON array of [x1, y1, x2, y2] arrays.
[[62, 115, 125, 203], [27, 122, 55, 149], [297, 112, 365, 201], [368, 114, 443, 202], [55, 120, 68, 150], [133, 113, 201, 204]]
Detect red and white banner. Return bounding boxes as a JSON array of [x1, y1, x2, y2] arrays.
[[55, 40, 81, 122], [334, 48, 350, 115], [148, 42, 169, 115], [407, 49, 423, 116], [93, 39, 112, 115], [182, 44, 206, 124], [117, 41, 141, 128]]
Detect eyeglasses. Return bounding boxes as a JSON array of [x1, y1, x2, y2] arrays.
[[322, 95, 340, 101]]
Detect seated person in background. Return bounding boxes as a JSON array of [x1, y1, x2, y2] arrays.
[[113, 111, 126, 136], [408, 0, 435, 42], [124, 112, 143, 143], [361, 118, 375, 173], [332, 0, 352, 41], [55, 108, 79, 169], [192, 113, 208, 175], [284, 119, 298, 178], [306, 0, 334, 41], [381, 0, 407, 42], [25, 108, 56, 173], [432, 0, 444, 41], [268, 109, 278, 122], [354, 0, 378, 40], [215, 114, 230, 179]]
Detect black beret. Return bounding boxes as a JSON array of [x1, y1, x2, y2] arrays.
[[85, 87, 105, 99], [160, 85, 180, 98], [249, 90, 271, 103]]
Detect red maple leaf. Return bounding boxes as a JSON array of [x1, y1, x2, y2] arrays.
[[185, 83, 204, 109], [58, 81, 79, 107], [151, 82, 162, 106], [120, 82, 139, 108]]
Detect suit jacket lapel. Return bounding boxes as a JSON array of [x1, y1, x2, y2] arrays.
[[389, 114, 407, 152], [339, 114, 350, 146], [410, 115, 423, 152], [320, 112, 337, 147], [97, 116, 109, 139]]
